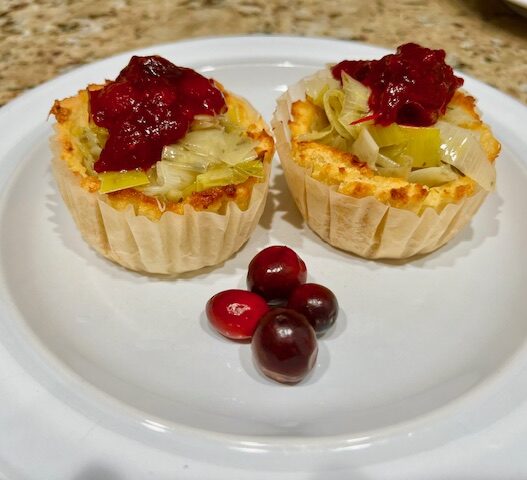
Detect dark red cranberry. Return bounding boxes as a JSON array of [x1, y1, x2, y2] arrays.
[[206, 289, 269, 340], [252, 308, 318, 384], [247, 246, 307, 304], [287, 283, 338, 335]]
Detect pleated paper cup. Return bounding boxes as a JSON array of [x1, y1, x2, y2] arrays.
[[51, 144, 271, 275], [271, 71, 488, 259]]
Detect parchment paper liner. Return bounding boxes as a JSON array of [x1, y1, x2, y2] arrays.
[[271, 71, 488, 259], [51, 143, 270, 275]]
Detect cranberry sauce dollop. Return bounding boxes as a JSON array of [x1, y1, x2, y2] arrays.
[[331, 43, 464, 127], [89, 55, 226, 172]]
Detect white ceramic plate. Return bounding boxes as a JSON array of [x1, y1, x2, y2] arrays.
[[1, 36, 527, 479], [506, 0, 527, 16]]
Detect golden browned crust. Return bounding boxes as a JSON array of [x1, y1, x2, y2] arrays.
[[288, 91, 499, 214], [51, 82, 274, 221], [105, 177, 257, 217]]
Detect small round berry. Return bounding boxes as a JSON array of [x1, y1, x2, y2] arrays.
[[206, 289, 269, 340], [252, 308, 318, 384], [287, 283, 338, 335], [247, 246, 307, 304]]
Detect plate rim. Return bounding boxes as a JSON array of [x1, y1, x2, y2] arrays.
[[1, 34, 527, 475]]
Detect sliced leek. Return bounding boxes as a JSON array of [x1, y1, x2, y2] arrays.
[[74, 124, 108, 174], [163, 128, 258, 168], [191, 115, 222, 130], [437, 121, 495, 191], [368, 124, 407, 147], [297, 126, 335, 143], [99, 169, 150, 194], [301, 70, 495, 188], [350, 127, 378, 169], [234, 159, 264, 179], [408, 165, 458, 187], [402, 126, 441, 168], [368, 124, 441, 168], [376, 154, 412, 180], [196, 165, 248, 191], [323, 89, 352, 140], [304, 71, 340, 107], [341, 72, 370, 116], [139, 161, 196, 200]]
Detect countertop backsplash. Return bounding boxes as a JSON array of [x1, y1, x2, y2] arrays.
[[0, 0, 526, 106]]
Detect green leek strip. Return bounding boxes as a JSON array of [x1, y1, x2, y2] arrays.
[[307, 84, 332, 108], [297, 126, 335, 143], [323, 89, 353, 140], [195, 165, 248, 192], [98, 170, 150, 194], [402, 126, 441, 168], [324, 133, 353, 152], [227, 102, 243, 124], [220, 140, 259, 166], [305, 72, 374, 144], [181, 182, 197, 198], [162, 147, 213, 173], [163, 129, 258, 168], [376, 154, 412, 180], [437, 121, 495, 191], [177, 130, 224, 158], [379, 144, 407, 165], [191, 115, 221, 130], [139, 161, 197, 199], [156, 161, 197, 188], [338, 73, 372, 139], [234, 160, 264, 179], [408, 165, 458, 187], [338, 111, 365, 139], [367, 124, 441, 168], [368, 124, 408, 147], [304, 71, 340, 108], [163, 188, 184, 202], [73, 125, 108, 175], [376, 153, 400, 169], [341, 72, 370, 116], [350, 127, 378, 169]]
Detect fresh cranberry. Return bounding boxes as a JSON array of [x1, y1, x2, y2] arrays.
[[287, 283, 338, 335], [206, 289, 269, 340], [247, 246, 307, 304], [252, 308, 318, 384]]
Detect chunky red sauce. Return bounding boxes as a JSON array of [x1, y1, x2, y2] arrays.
[[89, 55, 226, 172], [331, 43, 463, 127]]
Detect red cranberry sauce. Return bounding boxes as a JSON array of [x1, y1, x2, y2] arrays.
[[89, 55, 226, 172], [331, 43, 464, 127]]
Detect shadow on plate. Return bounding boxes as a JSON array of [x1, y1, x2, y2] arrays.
[[73, 464, 125, 480]]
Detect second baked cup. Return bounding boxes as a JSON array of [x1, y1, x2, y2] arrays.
[[272, 43, 500, 259]]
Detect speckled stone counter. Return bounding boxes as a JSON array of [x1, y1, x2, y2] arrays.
[[1, 0, 526, 106]]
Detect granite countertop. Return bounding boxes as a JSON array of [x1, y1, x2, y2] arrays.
[[0, 0, 526, 106]]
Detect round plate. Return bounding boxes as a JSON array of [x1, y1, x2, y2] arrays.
[[506, 0, 527, 16], [1, 36, 527, 479]]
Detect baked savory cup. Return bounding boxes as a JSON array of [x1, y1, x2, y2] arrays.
[[272, 43, 500, 259], [51, 55, 274, 274]]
